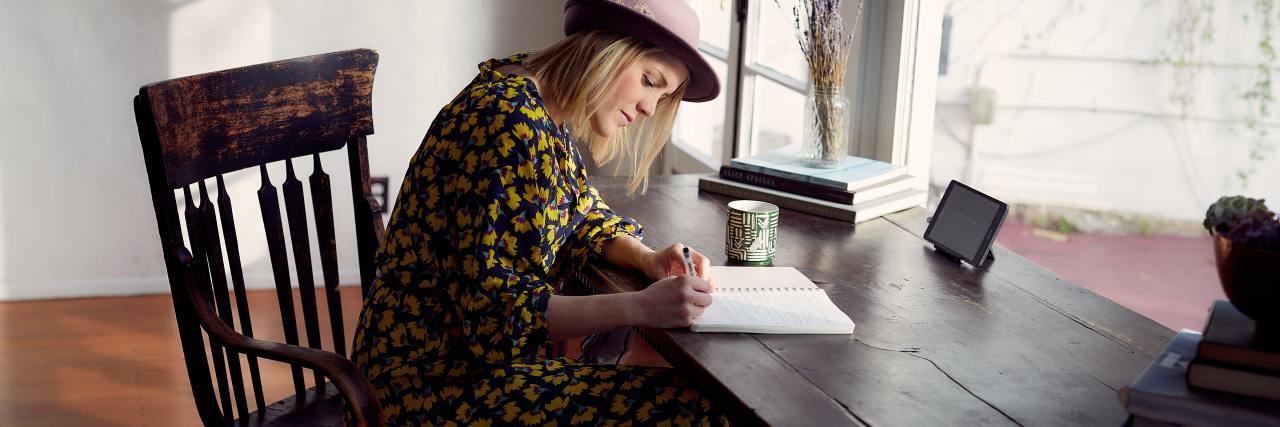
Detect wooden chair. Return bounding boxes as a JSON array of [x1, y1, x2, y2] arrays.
[[133, 49, 385, 426]]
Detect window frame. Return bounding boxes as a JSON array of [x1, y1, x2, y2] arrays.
[[664, 0, 941, 197]]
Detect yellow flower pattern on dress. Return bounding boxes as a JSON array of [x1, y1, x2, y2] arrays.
[[349, 53, 728, 426]]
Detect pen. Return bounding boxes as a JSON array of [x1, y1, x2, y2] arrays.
[[682, 247, 697, 277]]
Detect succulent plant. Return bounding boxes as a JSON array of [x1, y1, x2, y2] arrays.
[[1204, 196, 1271, 234], [1204, 195, 1280, 252], [1224, 210, 1280, 252]]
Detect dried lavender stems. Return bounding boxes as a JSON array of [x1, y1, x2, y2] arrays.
[[786, 0, 863, 166], [791, 0, 861, 89]]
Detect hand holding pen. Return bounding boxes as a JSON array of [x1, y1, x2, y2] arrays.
[[642, 243, 715, 293], [632, 243, 717, 328]]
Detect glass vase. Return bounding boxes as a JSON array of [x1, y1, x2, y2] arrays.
[[802, 85, 850, 168]]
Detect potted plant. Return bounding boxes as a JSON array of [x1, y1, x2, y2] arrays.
[[1204, 196, 1280, 334]]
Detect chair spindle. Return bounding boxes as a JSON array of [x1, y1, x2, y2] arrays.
[[184, 186, 234, 421], [347, 135, 385, 298], [257, 165, 308, 402], [310, 154, 347, 357], [216, 175, 268, 411], [198, 181, 250, 419], [283, 158, 328, 393]]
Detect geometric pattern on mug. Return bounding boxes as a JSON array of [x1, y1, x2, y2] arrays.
[[725, 211, 752, 259], [726, 211, 776, 262], [746, 216, 774, 253], [754, 212, 779, 259], [726, 212, 751, 252]]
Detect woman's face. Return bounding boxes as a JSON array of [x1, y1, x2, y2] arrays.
[[589, 52, 689, 138]]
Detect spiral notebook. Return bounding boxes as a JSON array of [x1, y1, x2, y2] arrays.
[[692, 266, 855, 334]]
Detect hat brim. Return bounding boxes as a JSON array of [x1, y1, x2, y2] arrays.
[[564, 0, 721, 102]]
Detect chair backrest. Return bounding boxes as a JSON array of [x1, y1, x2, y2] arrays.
[[133, 49, 385, 425]]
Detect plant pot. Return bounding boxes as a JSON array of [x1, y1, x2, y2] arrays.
[[1213, 234, 1280, 334]]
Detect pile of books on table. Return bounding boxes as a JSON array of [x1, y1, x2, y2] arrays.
[[1120, 300, 1280, 426], [698, 145, 926, 224]]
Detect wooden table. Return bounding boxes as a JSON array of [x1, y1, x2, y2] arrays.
[[580, 175, 1175, 426]]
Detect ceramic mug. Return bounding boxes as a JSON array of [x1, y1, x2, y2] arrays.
[[725, 200, 780, 265]]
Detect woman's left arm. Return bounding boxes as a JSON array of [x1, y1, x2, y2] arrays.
[[605, 237, 715, 286], [601, 234, 654, 274], [569, 184, 714, 284]]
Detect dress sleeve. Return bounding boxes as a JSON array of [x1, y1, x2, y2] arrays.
[[445, 103, 557, 364], [565, 182, 644, 261]]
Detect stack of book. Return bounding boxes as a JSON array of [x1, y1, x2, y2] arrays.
[[698, 146, 926, 224], [1120, 301, 1280, 426]]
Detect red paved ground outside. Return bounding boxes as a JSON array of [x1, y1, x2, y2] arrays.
[[995, 221, 1225, 332]]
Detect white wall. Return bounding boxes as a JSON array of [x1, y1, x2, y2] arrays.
[[932, 0, 1280, 221], [0, 0, 564, 300]]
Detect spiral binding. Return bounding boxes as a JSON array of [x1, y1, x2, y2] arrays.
[[720, 286, 820, 292]]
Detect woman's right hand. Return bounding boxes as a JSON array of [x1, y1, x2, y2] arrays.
[[628, 274, 714, 328]]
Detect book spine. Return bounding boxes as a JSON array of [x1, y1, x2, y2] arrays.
[[729, 159, 899, 191], [804, 175, 849, 190], [719, 166, 855, 204], [1198, 341, 1280, 371], [1189, 357, 1280, 378], [698, 178, 859, 223], [855, 175, 915, 202], [1187, 361, 1280, 401], [728, 160, 825, 186]]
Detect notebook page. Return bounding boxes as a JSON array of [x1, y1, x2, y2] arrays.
[[705, 266, 819, 291], [694, 267, 855, 334]]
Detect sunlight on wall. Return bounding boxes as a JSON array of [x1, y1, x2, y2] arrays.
[[0, 0, 563, 300], [169, 0, 272, 78], [166, 0, 279, 290]]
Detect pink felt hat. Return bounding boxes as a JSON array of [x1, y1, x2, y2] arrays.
[[563, 0, 721, 102]]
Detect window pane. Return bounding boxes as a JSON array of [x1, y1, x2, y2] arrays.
[[930, 1, 1280, 332], [748, 74, 804, 156], [673, 55, 729, 160], [754, 0, 808, 83], [692, 0, 732, 53]]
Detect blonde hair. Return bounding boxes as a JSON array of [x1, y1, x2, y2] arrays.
[[523, 30, 687, 194]]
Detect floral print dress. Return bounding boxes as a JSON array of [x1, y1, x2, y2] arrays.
[[349, 53, 728, 426]]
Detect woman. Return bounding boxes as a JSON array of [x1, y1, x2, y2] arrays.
[[350, 0, 729, 424]]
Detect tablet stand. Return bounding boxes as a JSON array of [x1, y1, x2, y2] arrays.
[[930, 244, 995, 266], [931, 245, 965, 263]]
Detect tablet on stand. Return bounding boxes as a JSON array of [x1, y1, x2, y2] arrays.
[[924, 180, 1008, 267]]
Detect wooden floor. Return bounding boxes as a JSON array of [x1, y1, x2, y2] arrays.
[[0, 286, 667, 426]]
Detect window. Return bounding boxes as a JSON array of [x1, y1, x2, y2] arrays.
[[743, 0, 808, 157], [931, 1, 1280, 332], [666, 0, 944, 189], [667, 1, 731, 168]]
